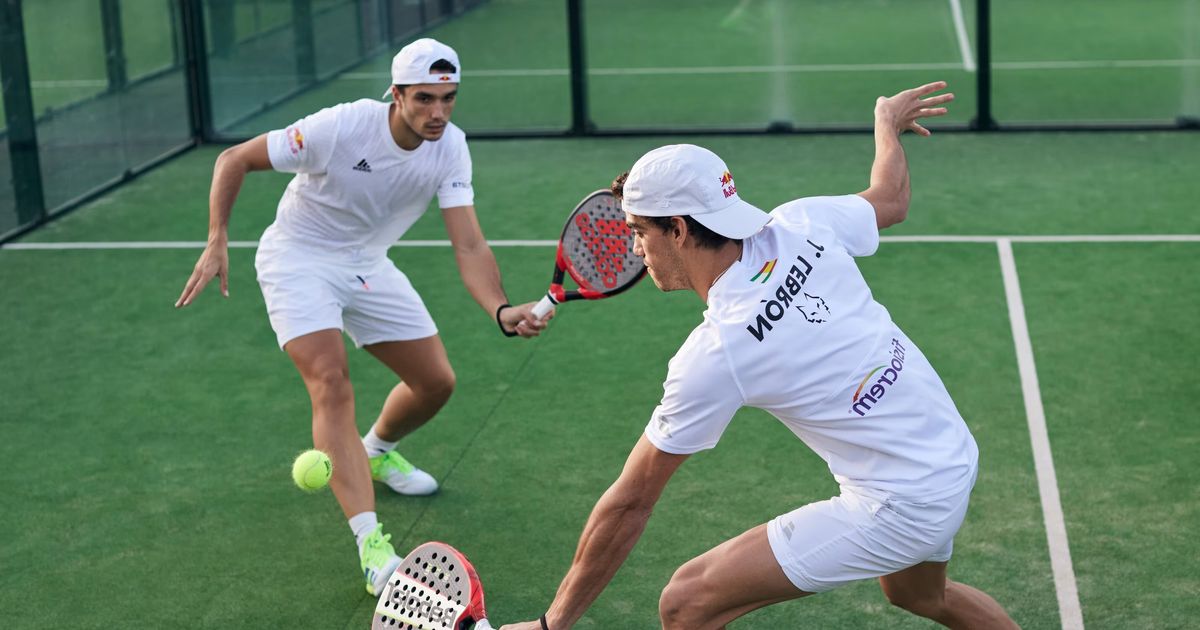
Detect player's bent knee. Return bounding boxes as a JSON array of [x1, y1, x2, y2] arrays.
[[886, 591, 946, 619], [659, 565, 712, 629], [418, 369, 456, 405]]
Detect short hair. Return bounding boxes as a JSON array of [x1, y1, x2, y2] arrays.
[[610, 171, 736, 251], [393, 59, 459, 94]]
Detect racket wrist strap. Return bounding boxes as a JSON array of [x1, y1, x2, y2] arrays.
[[540, 614, 550, 630], [494, 303, 518, 337]]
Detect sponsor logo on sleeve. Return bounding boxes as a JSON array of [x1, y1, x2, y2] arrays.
[[286, 127, 305, 154], [849, 339, 906, 416]]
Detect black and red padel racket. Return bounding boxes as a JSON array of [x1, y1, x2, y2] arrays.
[[531, 190, 646, 319]]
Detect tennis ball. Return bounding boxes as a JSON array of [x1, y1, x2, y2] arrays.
[[292, 449, 332, 491]]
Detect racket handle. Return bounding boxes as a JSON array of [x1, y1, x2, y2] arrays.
[[474, 620, 494, 630], [531, 293, 557, 320]]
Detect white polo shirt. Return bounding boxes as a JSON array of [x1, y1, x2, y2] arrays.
[[262, 98, 474, 261], [645, 194, 978, 500]]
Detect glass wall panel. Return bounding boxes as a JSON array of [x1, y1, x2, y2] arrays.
[[993, 0, 1199, 123], [26, 0, 191, 212], [210, 0, 570, 137], [585, 0, 977, 131]]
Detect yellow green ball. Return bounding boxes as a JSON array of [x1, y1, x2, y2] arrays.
[[292, 449, 332, 491]]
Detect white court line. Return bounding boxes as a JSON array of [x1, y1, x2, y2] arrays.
[[40, 58, 1200, 90], [947, 0, 977, 72], [29, 79, 108, 88], [340, 58, 1200, 81], [996, 58, 1200, 70], [997, 239, 1085, 630], [720, 0, 755, 27], [4, 235, 1199, 250]]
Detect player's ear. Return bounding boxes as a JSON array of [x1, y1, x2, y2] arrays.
[[670, 216, 688, 244]]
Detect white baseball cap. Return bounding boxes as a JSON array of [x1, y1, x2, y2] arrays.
[[622, 144, 770, 239], [381, 38, 461, 98]]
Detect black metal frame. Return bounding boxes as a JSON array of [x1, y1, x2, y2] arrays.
[[1, 0, 46, 229]]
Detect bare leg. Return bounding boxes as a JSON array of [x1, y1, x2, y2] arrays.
[[285, 329, 373, 519], [658, 524, 812, 630], [363, 335, 455, 442], [879, 561, 1019, 629]]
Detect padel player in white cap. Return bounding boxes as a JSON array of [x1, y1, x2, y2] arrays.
[[502, 82, 1018, 629], [176, 38, 549, 596]]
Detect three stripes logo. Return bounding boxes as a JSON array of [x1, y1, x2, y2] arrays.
[[750, 258, 777, 283], [353, 159, 372, 173]]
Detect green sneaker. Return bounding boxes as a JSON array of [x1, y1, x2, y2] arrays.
[[368, 450, 439, 496], [360, 524, 402, 597]]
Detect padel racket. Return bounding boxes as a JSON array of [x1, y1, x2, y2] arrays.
[[372, 541, 493, 630], [531, 190, 646, 319]]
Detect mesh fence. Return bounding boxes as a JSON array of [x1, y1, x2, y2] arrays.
[[208, 0, 569, 137], [1, 0, 191, 238], [2, 0, 1198, 241]]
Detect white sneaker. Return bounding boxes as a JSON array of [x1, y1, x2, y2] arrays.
[[368, 451, 439, 496]]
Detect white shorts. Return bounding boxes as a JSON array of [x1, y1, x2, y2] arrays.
[[766, 476, 974, 594], [255, 245, 437, 349]]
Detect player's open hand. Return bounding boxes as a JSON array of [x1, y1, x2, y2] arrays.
[[501, 301, 553, 338], [175, 240, 230, 308], [874, 81, 954, 137]]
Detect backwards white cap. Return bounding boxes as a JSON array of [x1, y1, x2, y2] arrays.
[[381, 38, 461, 98], [622, 144, 770, 239]]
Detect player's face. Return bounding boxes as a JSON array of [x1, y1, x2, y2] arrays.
[[395, 83, 458, 141], [627, 213, 688, 291]]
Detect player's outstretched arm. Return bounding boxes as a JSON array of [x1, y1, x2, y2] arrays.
[[175, 134, 272, 308], [858, 81, 953, 230], [443, 206, 549, 338], [500, 436, 688, 630]]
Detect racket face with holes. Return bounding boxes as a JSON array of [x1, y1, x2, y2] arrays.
[[554, 190, 645, 301], [372, 542, 487, 630]]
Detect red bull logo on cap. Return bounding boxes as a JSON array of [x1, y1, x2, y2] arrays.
[[438, 75, 451, 81], [719, 170, 736, 198]]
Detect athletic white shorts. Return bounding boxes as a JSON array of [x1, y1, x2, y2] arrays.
[[766, 474, 975, 594], [255, 245, 437, 349]]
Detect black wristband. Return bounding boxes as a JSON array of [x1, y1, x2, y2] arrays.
[[539, 614, 550, 630], [494, 303, 518, 337]]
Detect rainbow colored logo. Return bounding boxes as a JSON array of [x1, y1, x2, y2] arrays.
[[750, 258, 777, 283], [852, 365, 886, 401]]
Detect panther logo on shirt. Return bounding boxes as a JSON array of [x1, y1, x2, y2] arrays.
[[796, 292, 830, 323]]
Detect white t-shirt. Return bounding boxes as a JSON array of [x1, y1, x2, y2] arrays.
[[645, 195, 978, 500], [262, 98, 474, 260]]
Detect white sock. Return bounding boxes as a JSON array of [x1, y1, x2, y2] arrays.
[[349, 511, 379, 550], [362, 426, 399, 458]]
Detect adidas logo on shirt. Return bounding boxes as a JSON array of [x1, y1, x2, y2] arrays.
[[353, 159, 372, 173]]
